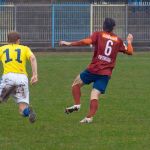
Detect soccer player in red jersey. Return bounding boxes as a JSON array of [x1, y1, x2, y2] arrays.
[[59, 18, 133, 123]]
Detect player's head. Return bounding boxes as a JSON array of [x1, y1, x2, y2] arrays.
[[7, 31, 21, 44], [103, 18, 116, 32]]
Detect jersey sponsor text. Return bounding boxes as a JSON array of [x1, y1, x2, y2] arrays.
[[98, 55, 111, 63]]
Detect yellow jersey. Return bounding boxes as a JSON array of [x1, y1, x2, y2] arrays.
[[0, 44, 33, 76]]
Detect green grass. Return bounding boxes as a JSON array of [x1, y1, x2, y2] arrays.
[[0, 52, 150, 150]]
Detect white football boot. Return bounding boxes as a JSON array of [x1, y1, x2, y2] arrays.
[[80, 117, 93, 124], [65, 104, 81, 114]]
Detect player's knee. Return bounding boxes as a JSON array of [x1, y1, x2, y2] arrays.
[[72, 75, 83, 87], [90, 88, 101, 100]]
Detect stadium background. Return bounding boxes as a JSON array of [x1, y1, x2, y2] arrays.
[[0, 0, 150, 50], [0, 1, 150, 150]]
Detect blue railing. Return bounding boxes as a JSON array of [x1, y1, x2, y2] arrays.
[[52, 4, 90, 47], [0, 2, 150, 49]]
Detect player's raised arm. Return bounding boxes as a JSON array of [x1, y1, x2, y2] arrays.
[[125, 33, 134, 55], [59, 38, 92, 46], [29, 54, 38, 85]]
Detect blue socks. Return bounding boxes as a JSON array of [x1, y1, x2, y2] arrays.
[[22, 107, 30, 117]]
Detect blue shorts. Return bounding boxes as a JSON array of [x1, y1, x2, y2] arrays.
[[80, 70, 110, 94]]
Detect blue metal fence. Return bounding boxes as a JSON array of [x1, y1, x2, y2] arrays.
[[128, 3, 150, 41], [0, 5, 14, 43], [16, 5, 52, 43], [0, 3, 150, 49], [92, 4, 127, 40], [52, 4, 90, 47]]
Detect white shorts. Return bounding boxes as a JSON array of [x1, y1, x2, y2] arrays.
[[0, 73, 29, 104]]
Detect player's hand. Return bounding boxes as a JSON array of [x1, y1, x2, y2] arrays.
[[59, 41, 71, 46], [127, 33, 133, 43], [30, 75, 38, 85]]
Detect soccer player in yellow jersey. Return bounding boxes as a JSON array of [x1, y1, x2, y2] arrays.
[[0, 31, 38, 123]]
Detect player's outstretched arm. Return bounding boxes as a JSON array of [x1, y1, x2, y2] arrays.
[[59, 38, 92, 47], [125, 33, 134, 55], [30, 54, 38, 85], [59, 41, 71, 46]]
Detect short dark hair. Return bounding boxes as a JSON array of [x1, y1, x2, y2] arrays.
[[103, 18, 116, 32], [7, 31, 21, 43]]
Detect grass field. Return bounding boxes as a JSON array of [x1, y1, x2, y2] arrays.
[[0, 52, 150, 150]]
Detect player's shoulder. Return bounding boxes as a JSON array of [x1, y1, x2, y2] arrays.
[[91, 31, 103, 39], [116, 36, 122, 42], [117, 36, 124, 44], [0, 44, 9, 50], [18, 44, 32, 51], [110, 32, 124, 44], [92, 31, 103, 35], [18, 44, 30, 49], [97, 31, 118, 38], [112, 33, 122, 42]]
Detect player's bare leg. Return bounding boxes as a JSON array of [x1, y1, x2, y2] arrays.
[[65, 75, 84, 114], [19, 102, 36, 123], [80, 88, 100, 123]]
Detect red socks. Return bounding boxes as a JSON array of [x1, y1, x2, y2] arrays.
[[87, 99, 98, 118], [72, 85, 99, 118], [72, 84, 81, 105]]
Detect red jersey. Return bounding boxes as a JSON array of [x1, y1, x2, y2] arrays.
[[87, 31, 127, 76]]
